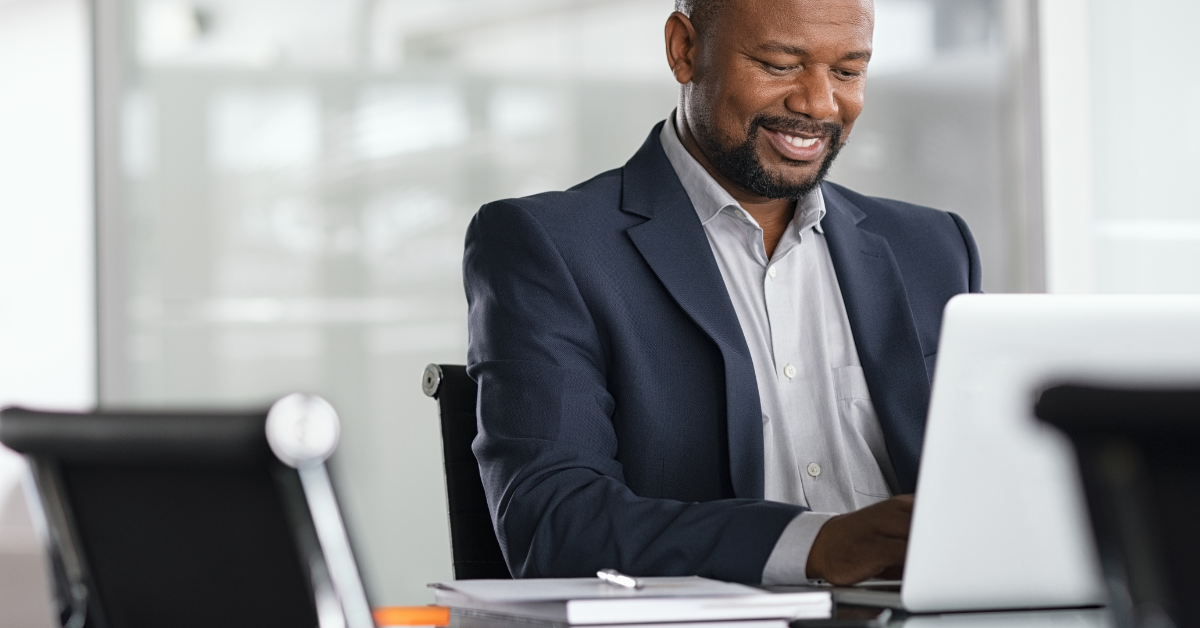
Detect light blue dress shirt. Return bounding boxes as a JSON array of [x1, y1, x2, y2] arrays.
[[659, 117, 900, 584]]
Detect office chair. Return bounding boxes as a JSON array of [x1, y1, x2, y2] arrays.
[[0, 394, 373, 628], [1037, 384, 1200, 628], [422, 364, 511, 580]]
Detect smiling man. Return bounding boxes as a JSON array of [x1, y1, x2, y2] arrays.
[[463, 0, 981, 585]]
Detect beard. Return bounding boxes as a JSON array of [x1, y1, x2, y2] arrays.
[[697, 113, 845, 200]]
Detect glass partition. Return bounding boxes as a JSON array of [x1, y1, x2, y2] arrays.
[[829, 0, 1043, 293], [96, 0, 1040, 603]]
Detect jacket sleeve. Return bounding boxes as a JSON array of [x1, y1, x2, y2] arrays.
[[948, 211, 983, 293], [463, 200, 805, 582]]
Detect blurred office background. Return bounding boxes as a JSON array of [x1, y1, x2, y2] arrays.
[[0, 0, 1197, 618]]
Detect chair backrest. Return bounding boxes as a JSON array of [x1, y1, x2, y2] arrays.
[[1037, 384, 1200, 628], [422, 364, 511, 579], [0, 394, 373, 628]]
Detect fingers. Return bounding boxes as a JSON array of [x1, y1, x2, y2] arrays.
[[824, 535, 907, 585], [873, 508, 911, 539], [878, 565, 905, 580], [859, 496, 913, 539], [878, 535, 908, 566], [807, 507, 911, 585], [805, 495, 917, 584], [860, 495, 913, 517]]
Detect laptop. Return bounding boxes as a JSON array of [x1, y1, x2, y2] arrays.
[[894, 294, 1200, 613]]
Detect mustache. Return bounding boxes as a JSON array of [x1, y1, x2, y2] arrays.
[[749, 114, 842, 140]]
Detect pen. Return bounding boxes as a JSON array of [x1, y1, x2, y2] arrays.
[[597, 569, 643, 589]]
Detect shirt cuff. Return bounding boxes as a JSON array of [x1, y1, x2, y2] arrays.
[[760, 512, 838, 585]]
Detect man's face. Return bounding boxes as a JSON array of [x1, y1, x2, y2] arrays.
[[681, 0, 873, 199]]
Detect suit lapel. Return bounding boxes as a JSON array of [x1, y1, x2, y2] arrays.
[[821, 183, 929, 493], [615, 126, 930, 497], [621, 124, 765, 499]]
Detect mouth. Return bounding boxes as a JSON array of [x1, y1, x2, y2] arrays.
[[762, 127, 827, 162]]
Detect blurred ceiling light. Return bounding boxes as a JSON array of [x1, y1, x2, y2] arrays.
[[1094, 220, 1200, 242], [209, 89, 319, 173], [352, 84, 468, 159], [138, 0, 211, 63], [200, 298, 415, 324]]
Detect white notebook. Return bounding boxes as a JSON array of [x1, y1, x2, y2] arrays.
[[432, 577, 831, 625]]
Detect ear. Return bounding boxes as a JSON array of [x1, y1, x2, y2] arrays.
[[665, 11, 698, 85]]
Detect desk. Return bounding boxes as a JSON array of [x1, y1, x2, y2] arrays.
[[893, 608, 1108, 628], [445, 605, 1110, 628]]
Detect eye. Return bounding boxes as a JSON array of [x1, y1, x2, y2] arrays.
[[762, 62, 797, 75], [832, 68, 863, 81]]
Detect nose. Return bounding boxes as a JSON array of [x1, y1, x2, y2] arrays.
[[784, 68, 838, 121]]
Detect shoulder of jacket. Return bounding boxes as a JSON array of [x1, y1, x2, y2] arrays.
[[825, 181, 955, 225]]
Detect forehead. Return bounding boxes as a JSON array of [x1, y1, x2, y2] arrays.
[[715, 0, 874, 51]]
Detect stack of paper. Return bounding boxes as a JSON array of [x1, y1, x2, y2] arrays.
[[432, 577, 831, 625]]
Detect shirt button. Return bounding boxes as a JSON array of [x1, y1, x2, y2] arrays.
[[783, 364, 797, 379], [807, 463, 821, 477], [768, 266, 777, 279]]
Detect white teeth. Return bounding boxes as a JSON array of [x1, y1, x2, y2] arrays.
[[785, 134, 819, 148]]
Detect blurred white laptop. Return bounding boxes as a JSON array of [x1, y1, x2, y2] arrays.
[[894, 294, 1200, 613]]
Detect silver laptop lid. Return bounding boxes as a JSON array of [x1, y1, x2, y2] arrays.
[[904, 294, 1200, 613]]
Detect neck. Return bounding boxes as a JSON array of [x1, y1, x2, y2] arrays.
[[674, 112, 796, 259]]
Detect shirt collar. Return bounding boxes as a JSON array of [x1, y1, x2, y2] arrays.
[[658, 112, 826, 235]]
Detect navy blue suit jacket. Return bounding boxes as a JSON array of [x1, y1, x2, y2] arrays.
[[463, 122, 982, 583]]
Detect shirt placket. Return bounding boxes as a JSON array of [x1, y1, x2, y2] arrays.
[[788, 232, 840, 511], [764, 227, 818, 505]]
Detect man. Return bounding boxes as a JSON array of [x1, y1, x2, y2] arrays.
[[463, 0, 980, 585]]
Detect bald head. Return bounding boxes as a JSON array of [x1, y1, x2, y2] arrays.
[[674, 0, 729, 33]]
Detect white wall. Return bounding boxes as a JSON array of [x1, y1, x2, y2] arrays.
[[1039, 0, 1200, 293], [0, 0, 94, 624]]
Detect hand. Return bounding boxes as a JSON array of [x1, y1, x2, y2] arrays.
[[805, 494, 913, 585]]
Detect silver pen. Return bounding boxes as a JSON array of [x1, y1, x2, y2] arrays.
[[597, 568, 643, 589]]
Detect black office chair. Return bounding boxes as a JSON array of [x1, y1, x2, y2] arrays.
[[1037, 384, 1200, 628], [0, 394, 374, 628], [422, 364, 511, 580]]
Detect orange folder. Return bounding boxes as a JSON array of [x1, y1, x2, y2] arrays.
[[372, 605, 451, 627]]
